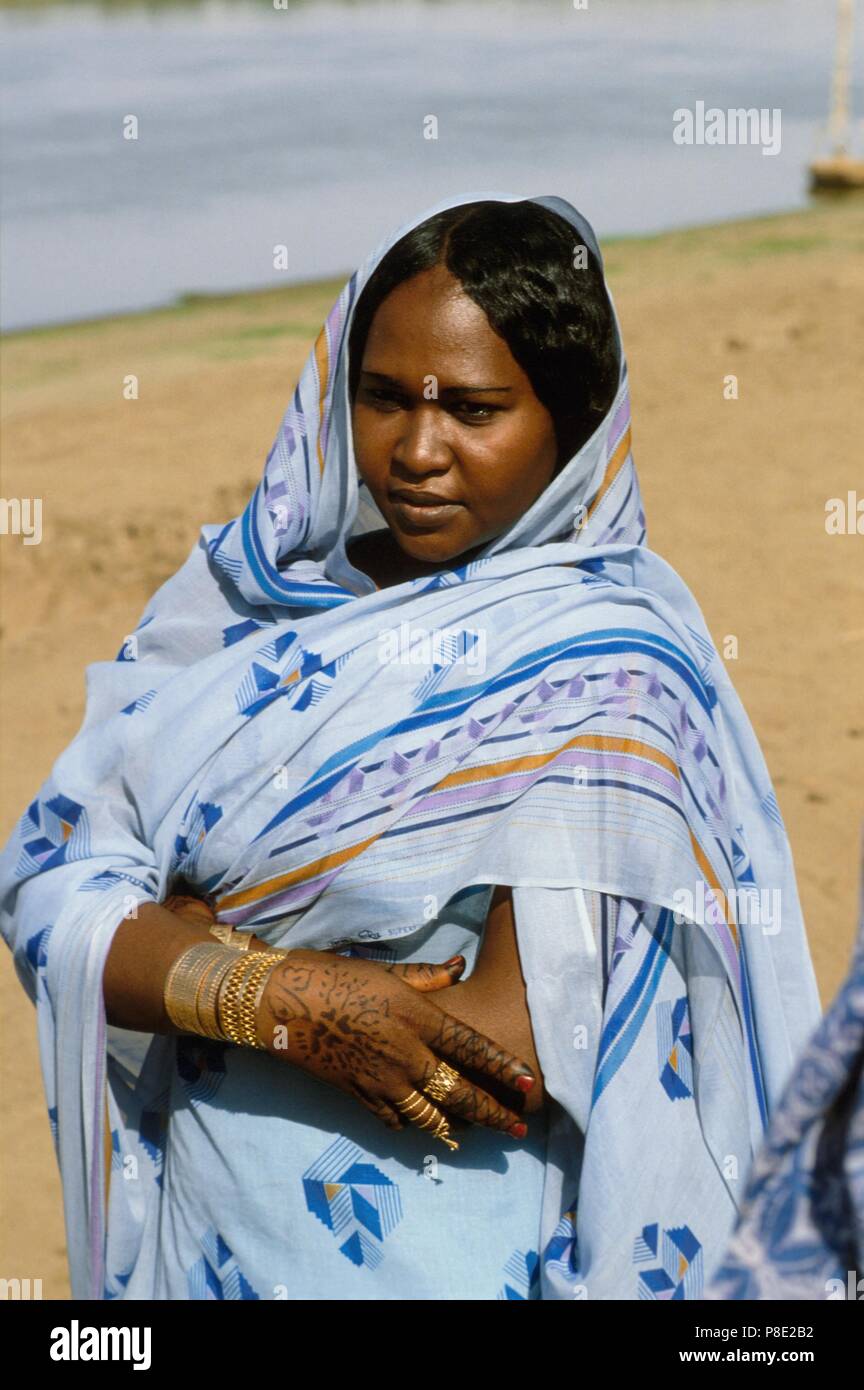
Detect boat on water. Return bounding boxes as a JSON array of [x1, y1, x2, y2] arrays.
[[809, 0, 864, 190]]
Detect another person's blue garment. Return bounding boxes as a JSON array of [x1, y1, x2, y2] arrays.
[[705, 850, 864, 1301]]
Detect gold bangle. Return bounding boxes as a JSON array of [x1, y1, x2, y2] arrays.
[[209, 922, 253, 951], [217, 951, 286, 1051], [195, 949, 246, 1040], [164, 942, 244, 1037], [237, 951, 290, 1047], [216, 954, 255, 1040]]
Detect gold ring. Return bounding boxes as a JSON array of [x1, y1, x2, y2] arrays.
[[423, 1060, 462, 1104], [395, 1089, 460, 1151]]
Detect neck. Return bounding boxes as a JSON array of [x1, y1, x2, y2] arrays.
[[347, 529, 486, 589]]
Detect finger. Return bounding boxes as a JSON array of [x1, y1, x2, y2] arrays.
[[385, 958, 465, 992], [346, 1080, 407, 1133], [421, 1012, 537, 1098], [415, 1056, 527, 1137], [389, 1084, 460, 1151]]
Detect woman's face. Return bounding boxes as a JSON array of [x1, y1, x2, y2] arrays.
[[351, 263, 559, 567]]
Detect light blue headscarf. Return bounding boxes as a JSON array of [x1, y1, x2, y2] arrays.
[[0, 191, 822, 1300]]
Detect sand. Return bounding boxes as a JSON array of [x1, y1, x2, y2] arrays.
[[2, 198, 863, 1297]]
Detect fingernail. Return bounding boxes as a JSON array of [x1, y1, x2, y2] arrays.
[[445, 956, 464, 969], [509, 1122, 528, 1139], [516, 1075, 535, 1092]]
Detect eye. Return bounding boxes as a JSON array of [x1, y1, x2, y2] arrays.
[[453, 400, 500, 421], [361, 386, 406, 410]]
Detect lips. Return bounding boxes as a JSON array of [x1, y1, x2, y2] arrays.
[[388, 489, 460, 506], [387, 490, 463, 529]]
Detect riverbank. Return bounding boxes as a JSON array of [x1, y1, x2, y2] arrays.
[[2, 196, 863, 1295]]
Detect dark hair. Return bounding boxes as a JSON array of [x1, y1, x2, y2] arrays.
[[348, 199, 620, 470]]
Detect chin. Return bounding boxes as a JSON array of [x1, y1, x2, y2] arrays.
[[390, 527, 467, 563]]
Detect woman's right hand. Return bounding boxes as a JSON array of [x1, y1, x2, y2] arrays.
[[254, 948, 537, 1139]]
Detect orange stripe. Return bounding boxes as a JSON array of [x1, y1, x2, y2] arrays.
[[445, 731, 680, 786], [216, 732, 678, 912], [587, 425, 632, 521], [218, 831, 380, 911], [314, 326, 329, 477]]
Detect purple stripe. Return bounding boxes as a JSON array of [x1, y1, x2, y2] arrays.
[[704, 888, 743, 990], [222, 748, 686, 923], [413, 748, 683, 815], [219, 866, 344, 925]]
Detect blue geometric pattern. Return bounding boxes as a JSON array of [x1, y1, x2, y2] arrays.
[[103, 1265, 134, 1299], [498, 1248, 540, 1299], [78, 868, 152, 894], [120, 689, 157, 716], [222, 618, 272, 648], [303, 1136, 402, 1270], [656, 996, 694, 1101], [234, 634, 354, 719], [172, 800, 224, 878], [176, 1036, 228, 1107], [25, 924, 52, 973], [186, 1227, 261, 1300], [15, 794, 91, 877], [634, 1222, 703, 1299], [542, 1202, 580, 1286], [138, 1106, 168, 1170]]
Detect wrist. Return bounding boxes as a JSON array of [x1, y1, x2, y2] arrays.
[[163, 941, 288, 1048], [254, 950, 312, 1056]]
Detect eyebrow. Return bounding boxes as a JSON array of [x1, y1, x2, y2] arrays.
[[359, 370, 512, 395]]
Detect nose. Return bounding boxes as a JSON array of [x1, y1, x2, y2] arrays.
[[391, 403, 452, 477]]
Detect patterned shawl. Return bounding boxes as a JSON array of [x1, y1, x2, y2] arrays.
[[0, 191, 822, 1300]]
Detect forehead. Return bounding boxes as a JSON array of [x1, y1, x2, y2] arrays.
[[360, 264, 515, 377]]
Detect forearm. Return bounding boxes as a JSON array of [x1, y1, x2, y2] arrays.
[[102, 900, 269, 1034]]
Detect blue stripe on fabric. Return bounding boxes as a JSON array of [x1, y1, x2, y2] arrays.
[[262, 771, 688, 860], [737, 931, 770, 1129], [378, 776, 688, 836], [421, 633, 710, 715], [258, 709, 677, 842], [240, 487, 293, 602], [484, 628, 709, 702], [301, 425, 311, 496], [304, 631, 714, 790], [240, 486, 351, 607], [592, 910, 674, 1105], [596, 906, 662, 1068]]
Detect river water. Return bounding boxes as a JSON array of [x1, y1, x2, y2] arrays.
[[0, 0, 853, 330]]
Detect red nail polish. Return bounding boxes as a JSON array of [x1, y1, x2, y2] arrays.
[[509, 1122, 528, 1139], [516, 1075, 535, 1092], [444, 956, 464, 968]]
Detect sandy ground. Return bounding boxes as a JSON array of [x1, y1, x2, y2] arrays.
[[1, 198, 863, 1297]]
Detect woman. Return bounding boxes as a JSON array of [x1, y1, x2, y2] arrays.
[[0, 192, 822, 1301]]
